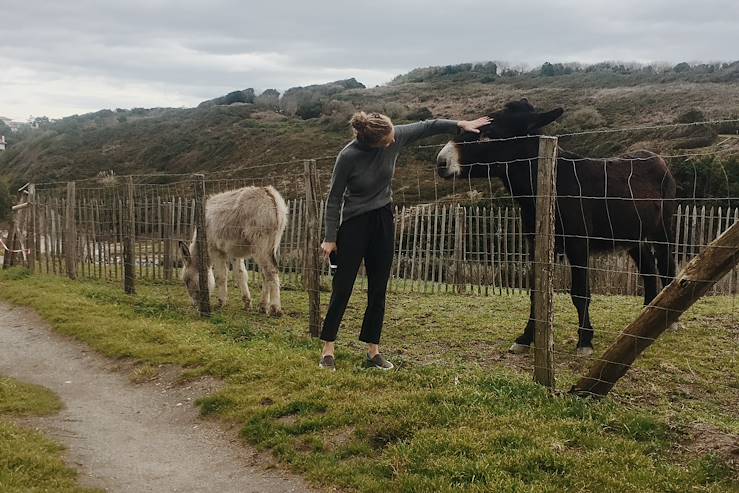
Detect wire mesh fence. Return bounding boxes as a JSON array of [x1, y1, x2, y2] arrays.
[[2, 116, 738, 399]]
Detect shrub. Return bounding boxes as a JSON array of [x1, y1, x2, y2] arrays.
[[255, 89, 281, 111], [675, 108, 705, 124], [382, 102, 407, 120], [0, 179, 10, 222], [540, 62, 573, 77], [320, 101, 356, 130], [222, 89, 255, 105], [563, 107, 607, 131], [405, 107, 433, 121], [296, 100, 323, 120], [673, 62, 691, 73]]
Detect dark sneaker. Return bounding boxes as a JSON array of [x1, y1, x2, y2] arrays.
[[319, 355, 336, 371], [363, 353, 394, 370]]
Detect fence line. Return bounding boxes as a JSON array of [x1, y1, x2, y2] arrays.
[[16, 181, 739, 298]]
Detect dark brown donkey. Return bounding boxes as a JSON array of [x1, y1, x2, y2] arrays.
[[436, 99, 676, 355]]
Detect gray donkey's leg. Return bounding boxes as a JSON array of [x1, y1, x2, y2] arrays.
[[234, 258, 252, 310]]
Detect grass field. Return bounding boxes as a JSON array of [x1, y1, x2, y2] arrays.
[[0, 375, 101, 492], [0, 267, 736, 492]]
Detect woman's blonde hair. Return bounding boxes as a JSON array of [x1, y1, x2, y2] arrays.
[[350, 111, 393, 146]]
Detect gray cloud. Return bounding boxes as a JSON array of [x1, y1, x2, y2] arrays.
[[1, 0, 737, 119]]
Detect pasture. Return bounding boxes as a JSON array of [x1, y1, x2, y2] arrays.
[[1, 103, 737, 491], [0, 268, 735, 492]]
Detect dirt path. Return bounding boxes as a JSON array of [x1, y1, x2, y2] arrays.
[[0, 302, 315, 493]]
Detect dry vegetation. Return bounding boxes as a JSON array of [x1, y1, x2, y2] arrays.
[[1, 63, 738, 206]]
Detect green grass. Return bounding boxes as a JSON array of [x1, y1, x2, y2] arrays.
[[0, 267, 736, 492], [0, 378, 61, 416], [0, 376, 101, 492]]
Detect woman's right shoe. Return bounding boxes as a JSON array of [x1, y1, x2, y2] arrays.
[[363, 353, 394, 370]]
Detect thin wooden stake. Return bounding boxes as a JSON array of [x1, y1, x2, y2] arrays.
[[438, 205, 448, 290], [303, 160, 321, 338], [163, 201, 174, 281], [409, 206, 420, 292], [454, 206, 465, 294], [64, 182, 77, 279], [430, 204, 440, 292]]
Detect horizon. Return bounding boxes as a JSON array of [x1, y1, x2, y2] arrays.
[[2, 58, 735, 123]]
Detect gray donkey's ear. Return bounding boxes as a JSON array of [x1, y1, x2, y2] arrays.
[[179, 241, 191, 265]]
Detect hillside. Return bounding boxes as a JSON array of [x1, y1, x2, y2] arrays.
[[1, 62, 738, 203]]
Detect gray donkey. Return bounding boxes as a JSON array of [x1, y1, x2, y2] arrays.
[[180, 185, 288, 316]]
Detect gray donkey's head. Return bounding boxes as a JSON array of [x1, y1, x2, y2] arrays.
[[179, 238, 200, 307], [179, 230, 215, 307]]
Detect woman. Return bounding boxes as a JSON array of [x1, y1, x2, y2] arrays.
[[319, 111, 490, 371]]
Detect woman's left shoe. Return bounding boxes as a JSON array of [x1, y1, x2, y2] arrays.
[[363, 353, 394, 370], [319, 355, 336, 371]]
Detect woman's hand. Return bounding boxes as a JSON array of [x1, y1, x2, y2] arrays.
[[458, 116, 492, 134], [321, 241, 337, 261]]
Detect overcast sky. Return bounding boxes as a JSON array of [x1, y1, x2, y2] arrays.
[[1, 0, 737, 121]]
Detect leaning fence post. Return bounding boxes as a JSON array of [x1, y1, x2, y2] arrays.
[[193, 174, 211, 317], [533, 136, 558, 389], [304, 159, 321, 338], [571, 219, 739, 397], [123, 177, 136, 294], [64, 181, 77, 279]]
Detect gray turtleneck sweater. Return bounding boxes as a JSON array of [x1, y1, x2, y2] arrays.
[[323, 119, 458, 242]]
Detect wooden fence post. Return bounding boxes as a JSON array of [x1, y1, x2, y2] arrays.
[[304, 160, 321, 338], [64, 182, 77, 279], [533, 136, 558, 389], [454, 206, 465, 294], [26, 184, 37, 273], [163, 201, 174, 281], [193, 174, 211, 316], [123, 177, 136, 294], [571, 218, 739, 397]]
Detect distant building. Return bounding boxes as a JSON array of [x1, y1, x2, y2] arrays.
[[0, 116, 27, 132], [0, 135, 6, 151]]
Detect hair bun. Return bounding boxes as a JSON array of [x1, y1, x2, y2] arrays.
[[349, 111, 393, 146], [350, 111, 369, 131]]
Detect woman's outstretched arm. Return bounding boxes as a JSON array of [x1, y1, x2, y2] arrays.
[[394, 117, 490, 146]]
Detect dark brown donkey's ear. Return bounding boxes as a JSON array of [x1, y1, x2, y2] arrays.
[[527, 108, 564, 131]]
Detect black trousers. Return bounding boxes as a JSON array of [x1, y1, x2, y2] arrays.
[[320, 204, 394, 344]]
